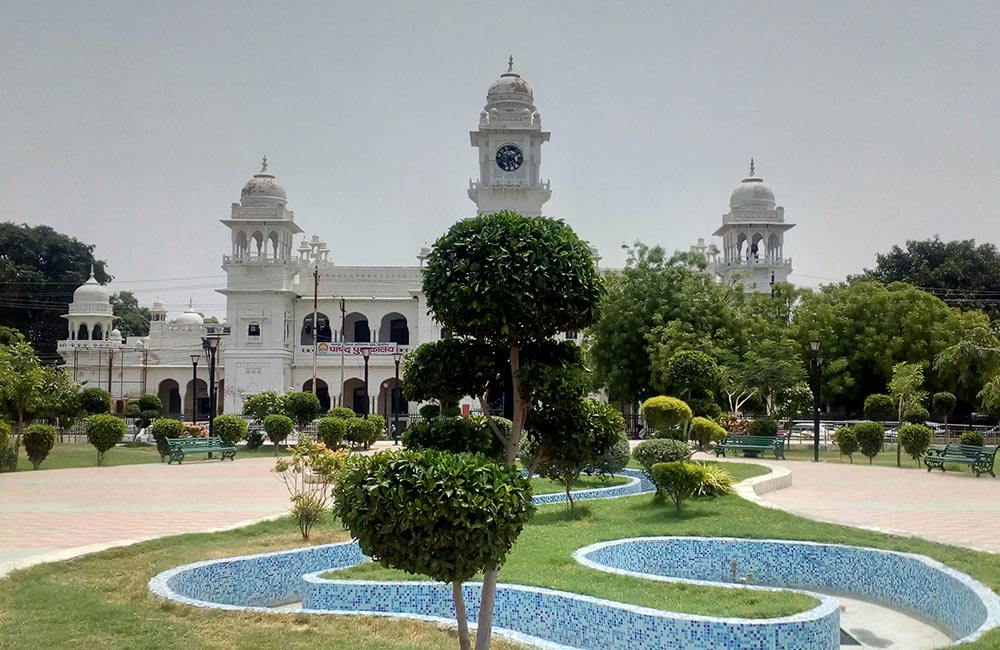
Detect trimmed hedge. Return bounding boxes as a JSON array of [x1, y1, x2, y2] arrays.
[[852, 421, 885, 464], [85, 414, 126, 466], [23, 424, 56, 469], [748, 419, 778, 437], [213, 414, 248, 446], [316, 417, 347, 449], [898, 424, 933, 465]]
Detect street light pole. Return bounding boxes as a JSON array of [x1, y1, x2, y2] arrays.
[[202, 334, 222, 436], [392, 351, 402, 444], [189, 353, 201, 423], [809, 339, 822, 462], [361, 347, 371, 416]]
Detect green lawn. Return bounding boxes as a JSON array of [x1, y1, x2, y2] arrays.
[[3, 460, 1000, 649], [529, 473, 629, 495], [774, 446, 977, 473], [6, 442, 290, 472]]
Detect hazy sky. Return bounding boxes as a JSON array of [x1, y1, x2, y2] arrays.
[[3, 1, 998, 319]]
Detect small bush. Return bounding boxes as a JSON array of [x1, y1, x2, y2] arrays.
[[932, 392, 957, 421], [123, 402, 142, 420], [273, 441, 347, 540], [23, 424, 56, 469], [852, 421, 885, 464], [898, 424, 933, 465], [345, 417, 377, 449], [634, 438, 693, 493], [79, 387, 112, 415], [137, 394, 163, 413], [327, 407, 357, 420], [584, 433, 630, 477], [960, 431, 985, 447], [863, 394, 896, 422], [718, 416, 750, 435], [366, 414, 386, 440], [85, 414, 126, 465], [904, 404, 930, 425], [213, 414, 248, 446], [316, 417, 347, 449], [690, 416, 726, 450], [0, 420, 11, 450], [150, 418, 183, 458], [748, 419, 778, 437], [418, 404, 440, 419], [282, 391, 323, 428], [651, 461, 727, 514], [693, 463, 735, 498], [641, 396, 692, 438], [833, 427, 858, 463], [263, 414, 294, 455]]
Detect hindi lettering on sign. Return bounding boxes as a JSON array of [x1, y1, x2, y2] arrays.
[[300, 343, 400, 356]]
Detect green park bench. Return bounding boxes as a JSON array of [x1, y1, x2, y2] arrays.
[[923, 443, 997, 477], [715, 434, 786, 460], [165, 436, 237, 465]]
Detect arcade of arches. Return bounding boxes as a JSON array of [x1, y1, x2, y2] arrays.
[[300, 312, 410, 346]]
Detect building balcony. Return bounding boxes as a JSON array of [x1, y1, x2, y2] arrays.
[[222, 253, 290, 266], [715, 257, 792, 269]]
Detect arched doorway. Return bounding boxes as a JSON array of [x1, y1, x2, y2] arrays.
[[303, 378, 331, 412], [379, 313, 409, 345], [184, 379, 209, 422], [378, 378, 407, 435], [344, 312, 370, 342], [343, 377, 366, 415], [301, 312, 332, 345], [158, 379, 181, 416]]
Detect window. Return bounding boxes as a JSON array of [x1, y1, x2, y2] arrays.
[[565, 331, 578, 340], [353, 320, 370, 343], [248, 322, 261, 338], [301, 312, 332, 345], [389, 318, 409, 344]]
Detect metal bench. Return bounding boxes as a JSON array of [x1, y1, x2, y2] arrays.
[[924, 443, 997, 477], [715, 434, 786, 459], [165, 436, 236, 465]]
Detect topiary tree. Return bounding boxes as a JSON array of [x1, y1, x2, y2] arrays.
[[0, 420, 10, 450], [633, 438, 693, 494], [932, 392, 957, 428], [402, 416, 504, 459], [898, 424, 933, 465], [79, 387, 112, 415], [833, 427, 858, 463], [85, 414, 125, 465], [584, 432, 630, 478], [960, 430, 985, 446], [748, 418, 779, 437], [213, 414, 248, 446], [281, 391, 323, 428], [149, 418, 184, 459], [242, 391, 283, 422], [904, 404, 930, 425], [641, 396, 692, 440], [421, 211, 603, 649], [656, 350, 719, 401], [650, 461, 732, 514], [863, 394, 896, 423], [689, 416, 726, 451], [134, 393, 162, 430], [327, 406, 357, 420], [417, 404, 440, 419], [263, 414, 294, 455], [345, 417, 377, 450], [852, 421, 885, 464], [316, 417, 347, 449], [22, 423, 56, 469], [334, 449, 535, 650], [0, 420, 12, 472]]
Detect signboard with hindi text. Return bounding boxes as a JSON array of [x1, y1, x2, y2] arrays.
[[301, 342, 400, 356]]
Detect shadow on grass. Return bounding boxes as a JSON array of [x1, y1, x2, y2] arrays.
[[532, 505, 594, 525]]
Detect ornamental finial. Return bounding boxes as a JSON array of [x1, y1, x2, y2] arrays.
[[261, 155, 268, 173], [749, 157, 755, 176], [508, 55, 514, 72]]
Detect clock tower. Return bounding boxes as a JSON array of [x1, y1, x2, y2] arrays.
[[468, 57, 551, 217]]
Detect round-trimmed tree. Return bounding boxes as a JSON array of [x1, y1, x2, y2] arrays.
[[282, 391, 322, 428], [904, 404, 930, 425], [833, 427, 859, 463], [85, 414, 125, 465], [898, 424, 933, 465], [316, 416, 347, 449], [263, 414, 294, 455], [334, 450, 534, 650], [213, 414, 248, 446], [327, 406, 357, 420], [149, 418, 184, 458], [79, 387, 112, 415], [23, 423, 56, 469], [932, 392, 957, 426], [863, 394, 896, 423], [242, 391, 283, 422], [641, 396, 692, 440], [852, 421, 885, 464], [690, 416, 726, 450]]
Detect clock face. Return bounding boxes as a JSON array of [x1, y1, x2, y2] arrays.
[[495, 144, 523, 172]]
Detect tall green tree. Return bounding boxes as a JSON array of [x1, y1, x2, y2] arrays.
[[888, 362, 926, 467], [0, 340, 46, 445], [932, 324, 1000, 406], [0, 223, 110, 358], [110, 291, 150, 338], [422, 211, 603, 650]]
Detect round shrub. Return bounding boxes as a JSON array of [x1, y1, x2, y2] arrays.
[[85, 414, 126, 466], [833, 427, 859, 462], [584, 433, 630, 477], [863, 394, 895, 422], [650, 461, 731, 514], [748, 419, 778, 437], [641, 396, 692, 438], [345, 417, 377, 449], [316, 417, 347, 449], [904, 404, 929, 425], [0, 420, 11, 450], [634, 438, 692, 493], [327, 407, 357, 420], [282, 391, 323, 427], [150, 417, 184, 458], [332, 448, 535, 598], [405, 416, 491, 457], [213, 414, 248, 446], [932, 392, 957, 421], [960, 431, 985, 447], [79, 387, 112, 415], [418, 404, 440, 419], [263, 414, 294, 454], [852, 421, 885, 464], [441, 404, 462, 417], [366, 414, 387, 440], [690, 416, 726, 450], [687, 397, 722, 420], [123, 402, 142, 420], [137, 394, 163, 413], [22, 424, 56, 469], [898, 424, 933, 465]]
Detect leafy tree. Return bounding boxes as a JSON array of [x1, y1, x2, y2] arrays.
[[262, 414, 294, 455], [345, 417, 377, 450], [0, 340, 45, 445], [773, 382, 814, 421], [933, 325, 1000, 405], [904, 404, 929, 424], [242, 391, 283, 421], [738, 339, 806, 415], [978, 377, 1000, 419], [281, 391, 322, 428], [833, 427, 858, 463], [316, 417, 347, 448], [852, 421, 885, 464], [651, 461, 733, 514], [109, 291, 150, 338], [898, 424, 933, 466], [333, 450, 534, 650], [85, 414, 125, 465], [641, 396, 692, 440], [0, 223, 110, 358], [0, 420, 10, 450], [652, 349, 719, 400], [889, 361, 926, 466], [864, 394, 896, 422], [931, 392, 957, 426], [861, 237, 1000, 317], [79, 387, 112, 415], [689, 416, 726, 450], [402, 338, 506, 408], [23, 423, 56, 469], [327, 406, 357, 420], [213, 414, 248, 446]]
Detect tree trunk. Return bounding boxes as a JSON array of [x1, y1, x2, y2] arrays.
[[474, 569, 498, 650], [564, 479, 574, 511], [453, 580, 471, 650], [896, 401, 904, 467]]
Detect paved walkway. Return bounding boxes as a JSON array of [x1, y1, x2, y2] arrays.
[[699, 453, 1000, 553]]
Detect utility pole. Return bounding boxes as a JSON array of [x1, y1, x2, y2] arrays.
[[107, 349, 113, 393], [340, 297, 346, 408], [311, 265, 319, 396]]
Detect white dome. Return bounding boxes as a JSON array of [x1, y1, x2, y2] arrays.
[[175, 308, 204, 326], [729, 176, 776, 210], [240, 157, 287, 206], [151, 298, 165, 312], [73, 271, 111, 304], [110, 328, 122, 340], [488, 72, 534, 101]]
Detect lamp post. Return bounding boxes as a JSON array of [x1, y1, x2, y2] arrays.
[[361, 346, 371, 416], [809, 339, 823, 462], [189, 353, 201, 423], [392, 351, 402, 444], [202, 334, 222, 436]]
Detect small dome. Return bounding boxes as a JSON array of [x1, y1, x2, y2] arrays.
[[110, 328, 122, 340], [72, 270, 111, 306], [240, 156, 287, 206], [488, 72, 533, 100], [151, 298, 165, 312], [729, 176, 776, 210], [175, 307, 204, 326]]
